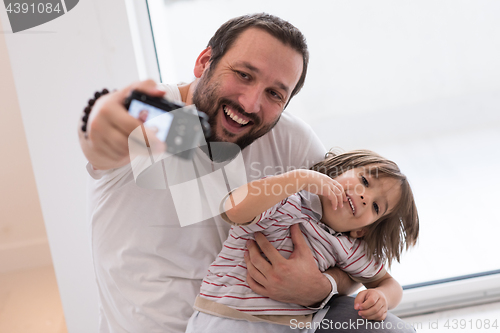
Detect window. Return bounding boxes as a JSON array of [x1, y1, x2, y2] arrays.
[[145, 0, 500, 312]]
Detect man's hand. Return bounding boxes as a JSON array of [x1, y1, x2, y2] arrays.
[[244, 224, 331, 306], [78, 79, 166, 170], [354, 289, 388, 321]]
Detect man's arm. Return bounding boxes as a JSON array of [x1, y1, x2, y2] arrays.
[[244, 223, 361, 307], [78, 80, 166, 170], [324, 266, 362, 296]]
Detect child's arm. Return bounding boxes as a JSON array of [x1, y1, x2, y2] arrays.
[[353, 272, 403, 321], [224, 169, 346, 224]]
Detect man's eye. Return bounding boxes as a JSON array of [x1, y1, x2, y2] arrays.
[[237, 71, 249, 79], [373, 202, 379, 214], [268, 90, 282, 101], [361, 176, 369, 186]]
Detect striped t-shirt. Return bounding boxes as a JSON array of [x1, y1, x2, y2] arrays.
[[198, 191, 386, 316]]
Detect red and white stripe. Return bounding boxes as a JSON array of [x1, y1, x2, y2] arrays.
[[199, 192, 384, 315]]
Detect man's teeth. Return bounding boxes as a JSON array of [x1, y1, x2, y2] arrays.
[[347, 197, 355, 215], [224, 106, 249, 125]]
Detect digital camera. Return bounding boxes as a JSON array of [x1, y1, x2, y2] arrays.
[[124, 90, 211, 159]]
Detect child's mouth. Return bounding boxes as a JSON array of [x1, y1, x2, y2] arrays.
[[347, 195, 356, 215]]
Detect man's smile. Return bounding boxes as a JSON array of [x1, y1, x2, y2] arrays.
[[220, 103, 255, 135], [223, 105, 250, 125]]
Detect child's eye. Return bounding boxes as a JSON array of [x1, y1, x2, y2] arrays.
[[373, 202, 379, 214], [361, 176, 369, 186]]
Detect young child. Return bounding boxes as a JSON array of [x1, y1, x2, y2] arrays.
[[186, 150, 419, 332]]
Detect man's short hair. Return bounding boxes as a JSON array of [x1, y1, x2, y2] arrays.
[[207, 13, 309, 106]]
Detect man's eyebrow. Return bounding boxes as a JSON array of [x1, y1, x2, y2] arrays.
[[275, 81, 290, 95], [238, 61, 260, 73], [237, 61, 291, 95]]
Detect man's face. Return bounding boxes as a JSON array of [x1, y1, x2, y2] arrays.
[[192, 28, 303, 150]]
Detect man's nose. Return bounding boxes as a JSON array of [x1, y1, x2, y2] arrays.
[[238, 86, 262, 114]]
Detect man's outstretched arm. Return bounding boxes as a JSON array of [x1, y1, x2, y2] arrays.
[[244, 223, 361, 307], [78, 80, 166, 170]]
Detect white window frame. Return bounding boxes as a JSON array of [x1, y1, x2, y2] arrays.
[[124, 0, 161, 82]]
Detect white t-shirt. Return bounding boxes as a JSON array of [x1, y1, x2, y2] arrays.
[[87, 84, 326, 333]]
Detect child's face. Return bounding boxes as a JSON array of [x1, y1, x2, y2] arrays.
[[319, 166, 402, 238]]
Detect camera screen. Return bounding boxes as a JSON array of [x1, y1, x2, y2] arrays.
[[128, 99, 174, 142]]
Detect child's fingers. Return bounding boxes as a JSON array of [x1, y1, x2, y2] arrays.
[[354, 289, 380, 310], [354, 289, 389, 321], [326, 181, 344, 210], [330, 180, 344, 204], [332, 184, 344, 209], [361, 295, 378, 310], [353, 290, 368, 310], [326, 190, 339, 210], [358, 300, 382, 316], [356, 291, 388, 321], [359, 303, 387, 321]]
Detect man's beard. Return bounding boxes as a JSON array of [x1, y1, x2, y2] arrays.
[[192, 69, 281, 154]]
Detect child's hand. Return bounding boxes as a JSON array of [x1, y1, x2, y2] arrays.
[[297, 170, 346, 210], [354, 289, 388, 321]]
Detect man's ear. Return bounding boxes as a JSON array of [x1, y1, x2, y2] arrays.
[[194, 47, 212, 78], [350, 227, 367, 239]]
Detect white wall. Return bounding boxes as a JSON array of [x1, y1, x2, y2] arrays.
[[0, 17, 52, 273], [0, 1, 140, 331]]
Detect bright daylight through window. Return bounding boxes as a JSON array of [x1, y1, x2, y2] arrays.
[[146, 0, 500, 288]]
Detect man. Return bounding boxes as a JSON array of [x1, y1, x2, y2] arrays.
[[79, 14, 414, 333]]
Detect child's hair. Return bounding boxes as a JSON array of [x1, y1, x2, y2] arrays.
[[309, 149, 419, 267]]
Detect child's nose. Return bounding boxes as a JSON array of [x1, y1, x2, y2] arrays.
[[361, 196, 366, 206]]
